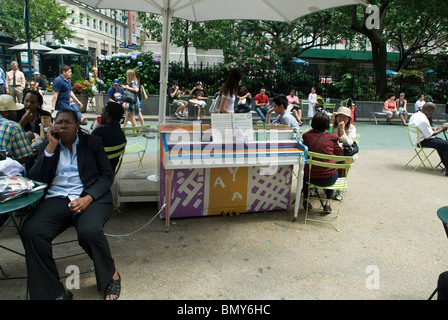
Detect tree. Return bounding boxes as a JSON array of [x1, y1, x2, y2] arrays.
[[224, 32, 282, 93], [236, 10, 355, 66], [0, 0, 75, 43], [386, 0, 448, 70], [138, 13, 237, 84], [349, 0, 392, 100]]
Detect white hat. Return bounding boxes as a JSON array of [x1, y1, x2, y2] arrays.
[[333, 106, 352, 119], [33, 71, 40, 75], [0, 95, 25, 111]]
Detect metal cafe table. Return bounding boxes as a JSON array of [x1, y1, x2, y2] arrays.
[[0, 189, 44, 279]]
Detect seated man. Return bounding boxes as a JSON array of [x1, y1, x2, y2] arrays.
[[0, 94, 33, 165], [265, 94, 300, 130], [408, 102, 448, 175], [189, 90, 207, 121], [168, 80, 188, 118], [189, 81, 208, 120], [91, 102, 127, 173], [254, 88, 270, 121]]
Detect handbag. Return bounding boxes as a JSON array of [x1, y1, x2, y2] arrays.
[[342, 141, 359, 156], [140, 85, 148, 100], [123, 89, 137, 104]]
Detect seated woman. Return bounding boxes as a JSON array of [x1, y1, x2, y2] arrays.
[[302, 112, 343, 213], [235, 86, 252, 113], [287, 89, 302, 125], [397, 92, 408, 126], [331, 106, 357, 200], [21, 109, 121, 300], [331, 106, 357, 148], [383, 93, 398, 125]]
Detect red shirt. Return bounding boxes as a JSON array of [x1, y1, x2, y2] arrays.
[[254, 93, 269, 106], [303, 130, 343, 178]]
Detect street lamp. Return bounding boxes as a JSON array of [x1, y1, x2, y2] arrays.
[[24, 0, 33, 80], [114, 9, 117, 52], [122, 11, 128, 47]]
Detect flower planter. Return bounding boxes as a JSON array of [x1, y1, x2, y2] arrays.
[[76, 94, 89, 113]]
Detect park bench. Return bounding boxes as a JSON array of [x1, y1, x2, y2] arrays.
[[369, 111, 413, 125]]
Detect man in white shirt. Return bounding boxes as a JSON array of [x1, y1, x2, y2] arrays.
[[414, 94, 426, 112], [408, 102, 448, 175], [5, 61, 26, 103]]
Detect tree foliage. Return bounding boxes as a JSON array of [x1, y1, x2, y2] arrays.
[[0, 0, 75, 43]]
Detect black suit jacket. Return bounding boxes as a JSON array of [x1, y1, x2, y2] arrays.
[[27, 132, 114, 203], [91, 122, 127, 172]]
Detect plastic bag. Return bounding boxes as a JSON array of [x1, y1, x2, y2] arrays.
[[0, 176, 46, 203], [209, 96, 221, 114], [0, 157, 25, 176]]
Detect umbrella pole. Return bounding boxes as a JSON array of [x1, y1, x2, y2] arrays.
[[158, 6, 173, 125]]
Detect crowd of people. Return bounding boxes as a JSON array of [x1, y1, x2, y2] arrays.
[[3, 62, 448, 300]]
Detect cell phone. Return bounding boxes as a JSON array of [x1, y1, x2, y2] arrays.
[[51, 131, 59, 139]]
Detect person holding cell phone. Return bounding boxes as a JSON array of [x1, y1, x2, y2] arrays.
[[21, 109, 121, 300]]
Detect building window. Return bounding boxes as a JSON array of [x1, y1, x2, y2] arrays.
[[86, 18, 90, 27], [99, 21, 103, 31], [93, 19, 97, 29], [105, 23, 108, 33]]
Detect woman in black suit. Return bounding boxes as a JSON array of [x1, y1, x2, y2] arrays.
[[21, 109, 121, 300]]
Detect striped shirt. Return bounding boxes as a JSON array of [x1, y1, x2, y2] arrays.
[[0, 115, 33, 161], [0, 68, 5, 85]]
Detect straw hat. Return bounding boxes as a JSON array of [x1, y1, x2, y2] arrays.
[[0, 95, 24, 111], [333, 106, 352, 119]]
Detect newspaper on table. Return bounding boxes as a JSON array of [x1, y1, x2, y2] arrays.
[[0, 175, 47, 203]]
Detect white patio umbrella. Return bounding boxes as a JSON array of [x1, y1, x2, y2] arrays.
[[8, 42, 53, 52], [78, 0, 367, 124], [44, 47, 80, 67]]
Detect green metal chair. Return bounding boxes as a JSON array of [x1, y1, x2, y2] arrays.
[[122, 125, 152, 168], [323, 103, 336, 114], [405, 125, 436, 172], [104, 142, 127, 212], [304, 152, 353, 231]]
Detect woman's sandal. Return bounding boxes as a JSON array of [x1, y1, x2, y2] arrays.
[[104, 272, 121, 300]]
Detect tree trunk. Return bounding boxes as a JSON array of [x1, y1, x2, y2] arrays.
[[350, 3, 391, 100], [371, 41, 388, 100]]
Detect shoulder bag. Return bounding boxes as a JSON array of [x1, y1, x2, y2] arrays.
[[123, 88, 138, 104]]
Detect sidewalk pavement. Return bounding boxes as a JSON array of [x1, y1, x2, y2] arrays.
[[1, 94, 447, 300]]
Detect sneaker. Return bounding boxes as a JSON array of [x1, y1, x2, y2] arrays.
[[335, 193, 343, 201], [197, 117, 201, 121], [175, 112, 181, 118]]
